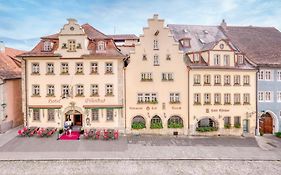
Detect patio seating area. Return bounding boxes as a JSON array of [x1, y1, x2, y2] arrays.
[[18, 127, 57, 137]]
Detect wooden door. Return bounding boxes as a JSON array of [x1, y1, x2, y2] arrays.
[[74, 115, 82, 126], [260, 114, 273, 134]]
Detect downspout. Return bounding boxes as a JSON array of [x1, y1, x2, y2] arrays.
[[25, 58, 28, 127], [187, 68, 190, 134], [255, 67, 259, 136], [123, 63, 127, 135]]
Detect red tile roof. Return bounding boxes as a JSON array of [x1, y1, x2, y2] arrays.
[[0, 47, 25, 80], [108, 34, 139, 40]]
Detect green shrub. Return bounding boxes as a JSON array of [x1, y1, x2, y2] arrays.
[[58, 129, 63, 134], [275, 132, 281, 138], [196, 127, 218, 132], [224, 124, 231, 129], [131, 122, 146, 129], [234, 124, 241, 128], [168, 122, 183, 128], [150, 122, 163, 129]]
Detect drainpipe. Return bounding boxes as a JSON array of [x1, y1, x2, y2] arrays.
[[123, 65, 127, 136], [255, 68, 259, 136], [187, 68, 190, 134], [25, 58, 28, 128]]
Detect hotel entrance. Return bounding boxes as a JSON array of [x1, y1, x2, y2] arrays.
[[65, 110, 83, 128], [74, 114, 82, 126]]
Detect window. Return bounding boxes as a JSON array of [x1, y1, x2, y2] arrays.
[[194, 93, 201, 105], [168, 116, 183, 127], [47, 85, 55, 97], [76, 85, 84, 96], [194, 54, 199, 63], [265, 91, 272, 102], [258, 70, 264, 80], [62, 85, 70, 98], [46, 63, 54, 74], [204, 75, 211, 85], [105, 63, 113, 73], [61, 63, 69, 74], [47, 109, 55, 121], [214, 54, 220, 65], [265, 70, 272, 80], [33, 109, 40, 121], [224, 75, 231, 85], [204, 93, 211, 104], [105, 84, 113, 96], [91, 109, 99, 121], [194, 74, 201, 85], [214, 93, 221, 104], [97, 41, 105, 51], [243, 93, 250, 104], [170, 93, 180, 103], [137, 93, 144, 103], [32, 85, 40, 96], [142, 54, 147, 61], [68, 40, 76, 52], [32, 63, 40, 74], [141, 73, 153, 81], [234, 116, 241, 127], [181, 39, 191, 47], [258, 92, 264, 102], [162, 73, 173, 81], [154, 55, 159, 66], [243, 75, 250, 85], [277, 71, 281, 81], [76, 63, 83, 74], [106, 109, 113, 121], [151, 116, 162, 128], [91, 84, 99, 96], [43, 41, 53, 51], [224, 116, 231, 127], [153, 39, 159, 50], [198, 118, 216, 128], [234, 94, 240, 104], [223, 55, 230, 66], [234, 75, 240, 85], [224, 93, 231, 104], [151, 93, 157, 102], [214, 75, 221, 85], [137, 93, 157, 103], [166, 54, 171, 61], [277, 92, 281, 102], [91, 62, 98, 74], [238, 55, 244, 64]]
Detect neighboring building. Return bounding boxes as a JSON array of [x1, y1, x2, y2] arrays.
[[19, 19, 125, 131], [0, 41, 24, 133], [169, 23, 257, 136], [108, 34, 139, 56], [222, 24, 281, 134], [125, 15, 188, 135]]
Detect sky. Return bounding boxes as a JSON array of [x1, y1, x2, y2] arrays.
[[0, 0, 280, 50]]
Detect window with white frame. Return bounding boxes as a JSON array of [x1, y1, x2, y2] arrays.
[[193, 74, 201, 85], [214, 54, 220, 65], [46, 63, 54, 74], [258, 92, 264, 102], [91, 62, 98, 74], [91, 109, 99, 121], [105, 62, 113, 73], [170, 93, 180, 103], [141, 72, 153, 81], [265, 70, 272, 80], [33, 109, 40, 121], [47, 85, 55, 96], [153, 39, 159, 50], [162, 73, 173, 81], [154, 54, 159, 66], [106, 109, 113, 121], [47, 109, 55, 121], [223, 55, 230, 66], [32, 63, 40, 74], [91, 84, 99, 96], [265, 91, 272, 102], [277, 92, 281, 102], [76, 85, 84, 96], [234, 93, 241, 104], [204, 75, 211, 85], [68, 40, 76, 52], [224, 75, 231, 85], [243, 75, 250, 85], [76, 63, 83, 74], [277, 71, 281, 81], [32, 85, 40, 96], [61, 63, 69, 74], [194, 93, 201, 104], [238, 55, 244, 64], [234, 75, 240, 85], [97, 41, 105, 51], [258, 70, 264, 80], [214, 75, 221, 85], [243, 93, 250, 104], [137, 93, 157, 103], [137, 93, 144, 103], [43, 41, 53, 51], [204, 93, 211, 104], [224, 93, 231, 104], [194, 54, 199, 63], [105, 84, 113, 96], [214, 93, 221, 104], [62, 85, 70, 98]]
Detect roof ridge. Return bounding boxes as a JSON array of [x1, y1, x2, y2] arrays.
[[81, 23, 110, 39]]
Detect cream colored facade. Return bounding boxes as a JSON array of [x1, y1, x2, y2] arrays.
[[21, 19, 125, 131], [125, 15, 188, 135]]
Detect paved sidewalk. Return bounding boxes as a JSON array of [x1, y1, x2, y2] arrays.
[[0, 125, 22, 147]]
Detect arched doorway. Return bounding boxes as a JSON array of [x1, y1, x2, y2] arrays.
[[65, 110, 83, 126], [150, 115, 163, 129], [259, 112, 273, 134], [196, 117, 218, 132], [168, 116, 183, 128], [131, 115, 146, 129]]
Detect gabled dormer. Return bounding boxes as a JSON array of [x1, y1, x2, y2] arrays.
[[54, 18, 89, 58]]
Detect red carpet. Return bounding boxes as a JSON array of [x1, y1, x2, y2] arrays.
[[59, 131, 80, 140]]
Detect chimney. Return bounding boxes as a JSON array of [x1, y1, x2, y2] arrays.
[[153, 14, 159, 20], [220, 19, 227, 30], [0, 41, 5, 53]]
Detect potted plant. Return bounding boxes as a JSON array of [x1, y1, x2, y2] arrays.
[[131, 122, 146, 129], [196, 126, 218, 132], [150, 122, 163, 129]]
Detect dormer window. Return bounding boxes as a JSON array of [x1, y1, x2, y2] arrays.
[[214, 54, 220, 65], [43, 41, 53, 52], [238, 55, 244, 64], [194, 54, 199, 63], [153, 40, 159, 50], [180, 38, 191, 48], [68, 40, 76, 52], [97, 41, 105, 52]]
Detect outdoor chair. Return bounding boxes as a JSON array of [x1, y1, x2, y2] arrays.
[[114, 130, 119, 140], [83, 129, 89, 139], [28, 127, 39, 137], [46, 128, 57, 137], [95, 130, 101, 139], [108, 129, 114, 139], [103, 129, 109, 140]]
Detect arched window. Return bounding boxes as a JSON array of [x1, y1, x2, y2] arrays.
[[131, 115, 146, 129], [168, 116, 183, 128], [196, 118, 218, 132], [150, 115, 163, 129]]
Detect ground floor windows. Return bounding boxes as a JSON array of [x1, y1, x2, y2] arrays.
[[234, 116, 241, 128], [168, 116, 183, 128], [196, 118, 218, 132], [106, 109, 113, 121], [131, 116, 146, 129], [33, 109, 40, 121], [150, 115, 163, 129], [91, 109, 99, 121], [47, 109, 55, 121], [224, 116, 231, 128]]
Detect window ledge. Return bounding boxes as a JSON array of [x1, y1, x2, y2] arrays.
[[31, 95, 41, 97], [137, 102, 158, 104], [60, 73, 70, 75], [105, 94, 114, 97], [243, 84, 250, 86], [214, 103, 221, 105], [203, 84, 211, 86], [45, 73, 55, 75], [193, 84, 201, 86], [169, 102, 181, 104], [234, 103, 241, 105], [90, 72, 99, 75], [105, 72, 114, 75], [224, 84, 231, 86], [193, 103, 201, 106], [203, 103, 212, 105], [162, 79, 174, 82], [141, 79, 153, 82], [90, 94, 99, 97], [214, 84, 222, 86], [46, 95, 55, 97], [224, 103, 232, 105], [75, 95, 85, 97], [243, 103, 251, 105], [75, 72, 84, 75], [233, 84, 241, 86], [31, 73, 40, 75]]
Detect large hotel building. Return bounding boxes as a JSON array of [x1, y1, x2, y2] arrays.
[[18, 15, 281, 136]]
